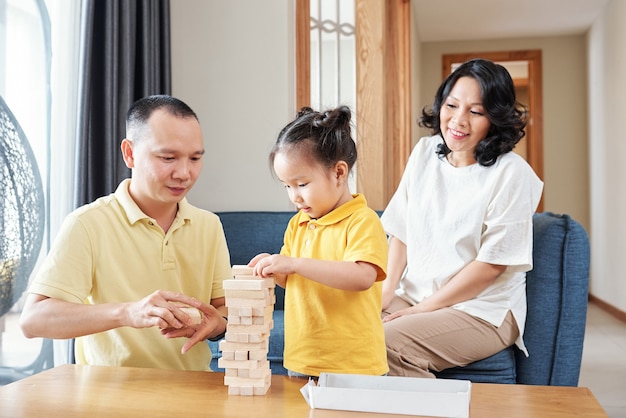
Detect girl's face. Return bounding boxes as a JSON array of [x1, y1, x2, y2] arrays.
[[273, 149, 351, 219], [439, 76, 491, 166]]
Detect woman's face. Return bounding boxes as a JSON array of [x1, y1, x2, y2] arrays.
[[439, 76, 491, 166]]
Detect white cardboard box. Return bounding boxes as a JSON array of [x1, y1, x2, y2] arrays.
[[300, 373, 471, 417]]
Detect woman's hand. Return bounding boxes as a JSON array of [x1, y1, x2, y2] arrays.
[[382, 303, 429, 322]]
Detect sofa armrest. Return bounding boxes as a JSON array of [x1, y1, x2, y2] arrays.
[[515, 212, 590, 386]]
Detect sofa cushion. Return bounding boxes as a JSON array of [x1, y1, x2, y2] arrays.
[[434, 348, 517, 383]]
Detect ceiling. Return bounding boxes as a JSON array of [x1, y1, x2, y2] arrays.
[[412, 0, 610, 43]]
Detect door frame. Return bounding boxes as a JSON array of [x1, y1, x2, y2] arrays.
[[295, 0, 412, 210]]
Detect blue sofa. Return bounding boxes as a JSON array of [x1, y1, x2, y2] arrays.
[[211, 211, 590, 386]]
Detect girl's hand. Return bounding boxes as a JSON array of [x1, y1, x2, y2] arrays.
[[248, 253, 289, 287], [248, 253, 271, 276], [251, 254, 295, 278]]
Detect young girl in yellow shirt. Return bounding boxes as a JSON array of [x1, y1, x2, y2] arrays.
[[250, 106, 388, 378]]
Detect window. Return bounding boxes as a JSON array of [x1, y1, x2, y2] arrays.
[[309, 0, 356, 111], [0, 0, 80, 376]]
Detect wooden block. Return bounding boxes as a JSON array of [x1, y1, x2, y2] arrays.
[[224, 331, 269, 344], [218, 358, 264, 369], [223, 370, 271, 387], [227, 321, 273, 334], [170, 305, 202, 325], [228, 306, 253, 317], [253, 382, 271, 395], [219, 339, 268, 352], [251, 305, 274, 317], [225, 368, 238, 377], [239, 386, 254, 396], [231, 265, 254, 276], [247, 332, 269, 343], [234, 350, 249, 361], [179, 307, 202, 324], [247, 362, 271, 378], [248, 349, 268, 361], [223, 278, 275, 290], [224, 288, 271, 300], [223, 364, 272, 396], [221, 350, 235, 361], [224, 332, 248, 343], [225, 295, 274, 308], [234, 275, 258, 280], [252, 312, 273, 325]]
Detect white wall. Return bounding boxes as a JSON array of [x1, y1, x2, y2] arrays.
[[169, 0, 625, 313], [170, 0, 296, 212], [587, 0, 626, 312]]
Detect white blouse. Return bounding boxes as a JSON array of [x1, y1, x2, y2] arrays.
[[381, 135, 544, 354]]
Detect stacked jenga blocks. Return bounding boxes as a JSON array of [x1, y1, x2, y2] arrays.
[[218, 265, 276, 396]]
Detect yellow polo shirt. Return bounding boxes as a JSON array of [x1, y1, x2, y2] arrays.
[[281, 194, 389, 376], [29, 179, 232, 370]]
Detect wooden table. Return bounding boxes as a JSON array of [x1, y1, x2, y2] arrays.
[[0, 364, 607, 417]]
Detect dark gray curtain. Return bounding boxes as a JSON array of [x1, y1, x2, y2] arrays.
[[74, 0, 171, 207]]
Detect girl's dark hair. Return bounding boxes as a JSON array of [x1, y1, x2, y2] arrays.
[[419, 58, 527, 166], [270, 105, 357, 172]]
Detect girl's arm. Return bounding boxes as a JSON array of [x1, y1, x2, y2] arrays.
[[252, 253, 378, 291], [382, 236, 407, 310], [383, 260, 505, 322]]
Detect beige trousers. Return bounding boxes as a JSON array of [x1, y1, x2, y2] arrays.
[[383, 296, 518, 378]]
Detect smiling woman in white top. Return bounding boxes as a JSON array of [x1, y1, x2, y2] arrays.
[[381, 58, 544, 378]]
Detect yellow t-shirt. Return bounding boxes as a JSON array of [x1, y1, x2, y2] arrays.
[[281, 194, 388, 376], [28, 179, 232, 370]]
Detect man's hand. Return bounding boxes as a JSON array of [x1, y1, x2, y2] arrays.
[[158, 293, 227, 354], [21, 290, 225, 344], [123, 290, 202, 330]]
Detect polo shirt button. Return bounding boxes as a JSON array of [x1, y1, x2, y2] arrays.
[[309, 224, 316, 230]]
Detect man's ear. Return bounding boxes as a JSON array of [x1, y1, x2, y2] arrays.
[[121, 138, 134, 168]]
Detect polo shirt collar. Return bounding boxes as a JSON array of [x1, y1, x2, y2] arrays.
[[114, 179, 193, 225], [300, 193, 366, 226]]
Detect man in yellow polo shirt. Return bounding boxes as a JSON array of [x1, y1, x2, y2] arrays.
[[20, 95, 231, 371]]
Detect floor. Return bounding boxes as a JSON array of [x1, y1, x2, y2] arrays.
[[579, 302, 626, 417], [1, 302, 625, 416]]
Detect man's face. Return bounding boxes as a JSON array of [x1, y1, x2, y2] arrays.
[[124, 109, 204, 211]]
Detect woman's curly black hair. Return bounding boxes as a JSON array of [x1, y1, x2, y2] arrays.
[[419, 58, 528, 166]]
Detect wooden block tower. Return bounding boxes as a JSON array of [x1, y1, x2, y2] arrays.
[[218, 265, 276, 396]]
